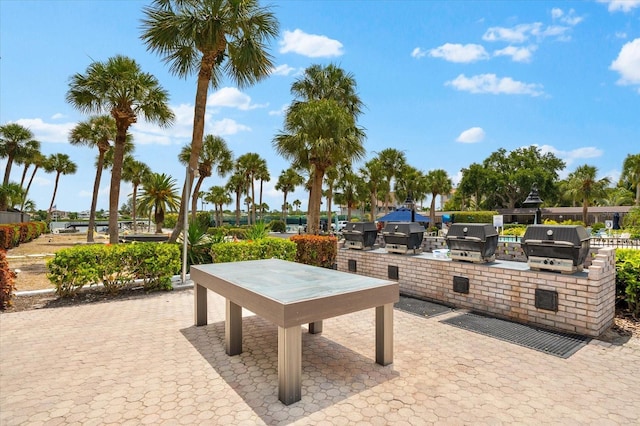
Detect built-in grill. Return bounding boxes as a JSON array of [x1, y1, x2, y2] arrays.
[[521, 225, 590, 273], [342, 222, 378, 250], [382, 222, 425, 254], [445, 223, 498, 263]]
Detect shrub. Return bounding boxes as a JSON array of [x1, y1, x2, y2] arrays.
[[290, 235, 338, 268], [244, 221, 269, 240], [451, 211, 499, 224], [269, 220, 287, 233], [0, 249, 17, 309], [616, 249, 640, 319], [501, 225, 527, 237], [210, 238, 296, 263]]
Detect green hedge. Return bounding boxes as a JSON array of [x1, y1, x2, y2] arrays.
[[209, 237, 296, 263], [616, 249, 640, 319], [47, 243, 181, 297], [290, 235, 338, 268], [451, 211, 499, 224]]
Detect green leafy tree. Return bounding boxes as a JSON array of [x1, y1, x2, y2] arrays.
[[359, 158, 387, 222], [137, 173, 180, 233], [563, 165, 611, 225], [179, 135, 233, 222], [274, 64, 366, 234], [206, 185, 231, 227], [256, 159, 270, 221], [334, 166, 360, 221], [0, 183, 24, 211], [236, 153, 265, 225], [394, 164, 426, 210], [66, 55, 174, 243], [1, 123, 36, 186], [122, 156, 151, 233], [275, 167, 304, 222], [20, 151, 50, 211], [69, 115, 117, 242], [226, 170, 247, 226], [425, 169, 453, 225], [376, 148, 406, 212], [46, 153, 77, 220], [141, 0, 278, 243], [458, 163, 490, 211], [620, 153, 640, 206], [15, 139, 41, 189]]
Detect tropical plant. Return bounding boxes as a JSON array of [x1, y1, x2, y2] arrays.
[[236, 153, 266, 225], [334, 166, 360, 221], [619, 153, 640, 206], [0, 123, 36, 186], [275, 167, 304, 222], [179, 135, 233, 222], [15, 139, 41, 189], [206, 185, 232, 227], [359, 158, 387, 222], [458, 163, 490, 211], [256, 160, 270, 221], [425, 169, 453, 225], [137, 173, 181, 233], [244, 221, 269, 240], [141, 0, 279, 243], [562, 165, 611, 225], [122, 157, 151, 233], [66, 55, 174, 243], [273, 64, 366, 234], [226, 171, 247, 226], [69, 115, 117, 242], [0, 183, 24, 211], [181, 222, 213, 269], [46, 154, 77, 220], [20, 151, 50, 211], [376, 148, 407, 212]]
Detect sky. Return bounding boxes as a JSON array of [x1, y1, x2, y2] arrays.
[[1, 0, 639, 215]]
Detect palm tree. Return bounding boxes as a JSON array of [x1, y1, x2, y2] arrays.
[[376, 148, 406, 212], [236, 153, 265, 225], [334, 167, 360, 221], [324, 166, 338, 227], [564, 165, 611, 225], [256, 159, 270, 221], [226, 171, 247, 226], [620, 153, 640, 206], [273, 64, 366, 234], [275, 168, 304, 222], [15, 140, 42, 189], [0, 123, 36, 185], [69, 115, 117, 242], [141, 0, 279, 243], [0, 183, 24, 211], [178, 135, 233, 222], [359, 158, 386, 222], [46, 154, 77, 221], [20, 151, 50, 211], [66, 55, 174, 243], [122, 157, 151, 233], [293, 199, 302, 213], [137, 173, 180, 233], [425, 169, 453, 226], [206, 185, 231, 227]]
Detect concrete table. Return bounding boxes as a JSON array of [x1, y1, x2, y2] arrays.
[[191, 258, 399, 405]]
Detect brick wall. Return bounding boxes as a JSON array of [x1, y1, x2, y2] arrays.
[[337, 247, 616, 337]]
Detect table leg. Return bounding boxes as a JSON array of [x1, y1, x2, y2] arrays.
[[278, 325, 302, 405], [226, 299, 243, 356], [375, 303, 393, 366], [194, 283, 208, 326], [308, 321, 323, 334]]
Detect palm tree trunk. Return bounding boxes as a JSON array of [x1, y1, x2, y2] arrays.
[[108, 136, 126, 244], [21, 166, 39, 210], [131, 184, 139, 233], [47, 174, 61, 222], [259, 180, 264, 221], [309, 170, 324, 234], [430, 193, 437, 226], [282, 192, 288, 222], [369, 192, 377, 224], [583, 199, 589, 225], [20, 165, 29, 189], [3, 154, 14, 185], [87, 152, 106, 243], [191, 176, 204, 222], [251, 180, 256, 224], [235, 191, 241, 226], [636, 183, 640, 206]]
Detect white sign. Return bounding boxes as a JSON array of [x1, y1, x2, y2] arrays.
[[605, 220, 613, 229], [493, 215, 504, 227]]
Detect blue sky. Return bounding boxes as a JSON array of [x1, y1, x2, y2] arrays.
[[1, 0, 639, 214]]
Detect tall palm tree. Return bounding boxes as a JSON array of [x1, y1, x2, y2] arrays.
[[122, 157, 151, 233], [275, 168, 304, 222], [178, 135, 233, 222], [226, 170, 247, 226], [69, 115, 117, 242], [424, 169, 453, 226], [334, 166, 359, 221], [236, 153, 264, 224], [620, 153, 640, 206], [273, 64, 366, 234], [376, 148, 406, 212], [0, 183, 24, 211], [359, 158, 386, 222], [46, 153, 77, 221], [141, 0, 279, 242], [206, 185, 231, 227], [20, 151, 51, 211], [15, 140, 42, 189], [0, 123, 36, 185], [255, 159, 270, 221], [137, 173, 180, 233], [324, 166, 338, 227], [564, 165, 611, 225], [66, 55, 174, 243]]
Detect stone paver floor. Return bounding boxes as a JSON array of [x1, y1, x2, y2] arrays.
[[1, 288, 639, 425]]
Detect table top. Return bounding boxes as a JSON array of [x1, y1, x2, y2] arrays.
[[191, 258, 396, 304]]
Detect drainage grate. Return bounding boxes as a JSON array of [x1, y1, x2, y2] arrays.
[[394, 295, 452, 318], [441, 312, 590, 358]]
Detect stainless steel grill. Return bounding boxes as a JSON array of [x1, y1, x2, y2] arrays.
[[445, 223, 498, 263], [342, 222, 378, 250], [382, 222, 425, 254], [521, 225, 590, 273]]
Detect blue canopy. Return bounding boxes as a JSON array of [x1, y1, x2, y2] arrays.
[[377, 207, 430, 223]]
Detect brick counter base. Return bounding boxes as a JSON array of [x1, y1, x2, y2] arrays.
[[337, 247, 616, 337]]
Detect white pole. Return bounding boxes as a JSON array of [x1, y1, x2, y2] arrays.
[[181, 166, 190, 284]]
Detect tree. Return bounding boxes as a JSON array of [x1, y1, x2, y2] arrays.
[[226, 171, 247, 226], [66, 55, 174, 243], [563, 165, 611, 225], [359, 158, 386, 222], [69, 115, 117, 242], [179, 135, 233, 222], [206, 185, 231, 227], [46, 154, 77, 221], [424, 169, 452, 225], [236, 153, 264, 225], [0, 123, 36, 186], [141, 0, 279, 243], [293, 199, 301, 212], [15, 139, 41, 189], [122, 157, 151, 233], [334, 166, 359, 221], [256, 160, 270, 221], [376, 148, 406, 212], [458, 163, 490, 211], [0, 183, 24, 211], [137, 173, 180, 233], [20, 151, 50, 211], [620, 153, 640, 206], [273, 64, 366, 234], [275, 168, 304, 222], [324, 166, 338, 227]]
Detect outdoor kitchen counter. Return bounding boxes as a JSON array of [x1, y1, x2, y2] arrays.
[[191, 258, 399, 405]]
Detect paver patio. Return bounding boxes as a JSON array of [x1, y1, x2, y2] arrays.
[[1, 288, 639, 425]]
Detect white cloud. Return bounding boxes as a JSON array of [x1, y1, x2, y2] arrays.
[[207, 87, 266, 110], [598, 0, 640, 13], [279, 29, 343, 58], [271, 64, 297, 76], [551, 8, 583, 26], [429, 43, 489, 63], [268, 104, 289, 116], [483, 23, 542, 43], [411, 47, 427, 59], [536, 144, 604, 167], [493, 45, 537, 62], [456, 127, 485, 143], [51, 113, 66, 120], [210, 118, 251, 136], [14, 118, 74, 143], [610, 38, 640, 87], [446, 74, 544, 96]]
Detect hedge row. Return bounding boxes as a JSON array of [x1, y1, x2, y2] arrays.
[[0, 222, 47, 249], [0, 249, 17, 309], [616, 249, 640, 319]]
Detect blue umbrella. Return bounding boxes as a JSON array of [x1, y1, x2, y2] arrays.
[[377, 207, 430, 223]]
